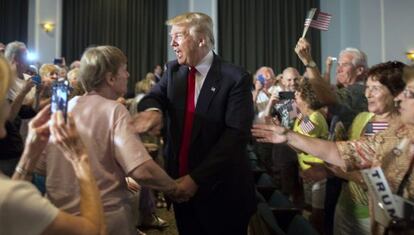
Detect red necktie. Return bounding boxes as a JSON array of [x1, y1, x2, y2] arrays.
[[178, 66, 197, 176]]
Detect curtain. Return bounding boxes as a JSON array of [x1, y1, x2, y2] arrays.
[[218, 0, 321, 75], [62, 0, 167, 94], [0, 0, 28, 44]]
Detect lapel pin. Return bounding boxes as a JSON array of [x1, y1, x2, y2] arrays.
[[211, 87, 216, 92]]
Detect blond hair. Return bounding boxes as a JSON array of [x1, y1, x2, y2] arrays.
[[39, 64, 59, 78], [0, 56, 12, 101], [135, 73, 155, 94], [67, 68, 79, 82], [166, 12, 215, 50], [79, 46, 127, 92]]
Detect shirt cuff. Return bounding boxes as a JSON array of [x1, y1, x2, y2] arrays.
[[145, 108, 161, 112]]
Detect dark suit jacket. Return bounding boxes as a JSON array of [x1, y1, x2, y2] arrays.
[[138, 53, 256, 223]]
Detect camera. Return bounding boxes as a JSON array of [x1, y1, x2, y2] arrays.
[[51, 80, 70, 121], [31, 75, 42, 87], [257, 74, 266, 86], [53, 57, 64, 66], [279, 91, 295, 100]]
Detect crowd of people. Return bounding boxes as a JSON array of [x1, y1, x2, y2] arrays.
[[1, 11, 414, 235], [252, 38, 414, 235]]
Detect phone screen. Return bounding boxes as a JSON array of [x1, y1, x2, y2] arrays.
[[53, 58, 63, 65], [51, 80, 70, 121]]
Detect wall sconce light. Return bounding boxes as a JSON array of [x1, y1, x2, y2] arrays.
[[41, 21, 55, 33], [406, 50, 414, 62]]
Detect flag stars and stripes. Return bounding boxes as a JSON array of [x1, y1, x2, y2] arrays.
[[304, 10, 332, 31], [364, 122, 389, 136], [297, 113, 316, 134]]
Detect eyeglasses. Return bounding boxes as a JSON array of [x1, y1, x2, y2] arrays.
[[402, 88, 414, 99]]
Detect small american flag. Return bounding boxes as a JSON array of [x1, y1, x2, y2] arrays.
[[364, 122, 389, 136], [304, 9, 332, 31], [297, 113, 315, 134]]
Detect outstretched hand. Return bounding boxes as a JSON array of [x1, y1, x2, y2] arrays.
[[131, 110, 163, 136], [251, 123, 288, 144], [167, 175, 198, 203]]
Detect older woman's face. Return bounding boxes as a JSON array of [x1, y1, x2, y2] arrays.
[[112, 64, 129, 97], [365, 76, 395, 115], [294, 91, 306, 112], [42, 71, 59, 86], [396, 80, 414, 126]]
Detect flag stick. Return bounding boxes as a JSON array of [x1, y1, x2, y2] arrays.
[[301, 25, 310, 39], [301, 8, 317, 38]]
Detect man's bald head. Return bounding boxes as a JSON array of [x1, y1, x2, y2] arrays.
[[281, 67, 299, 91]]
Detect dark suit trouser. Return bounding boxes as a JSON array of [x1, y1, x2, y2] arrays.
[[173, 199, 251, 235], [324, 176, 344, 235]]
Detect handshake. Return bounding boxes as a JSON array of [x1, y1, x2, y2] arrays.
[[126, 174, 198, 203], [167, 175, 198, 203]]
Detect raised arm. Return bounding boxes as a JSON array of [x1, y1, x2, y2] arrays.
[[295, 38, 323, 80], [12, 105, 51, 181], [8, 79, 35, 121], [252, 123, 346, 168], [323, 56, 335, 83]]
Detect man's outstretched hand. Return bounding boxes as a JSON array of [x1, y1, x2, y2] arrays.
[[131, 110, 163, 136]]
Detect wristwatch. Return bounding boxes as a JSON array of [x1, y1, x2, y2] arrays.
[[305, 60, 317, 68]]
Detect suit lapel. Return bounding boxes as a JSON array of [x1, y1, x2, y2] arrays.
[[191, 55, 222, 144]]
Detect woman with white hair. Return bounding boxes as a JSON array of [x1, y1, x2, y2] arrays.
[[0, 55, 106, 234], [36, 46, 184, 235]]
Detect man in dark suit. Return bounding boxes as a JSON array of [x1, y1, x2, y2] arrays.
[[132, 12, 256, 235]]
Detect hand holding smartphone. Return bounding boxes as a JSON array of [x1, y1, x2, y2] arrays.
[[257, 74, 266, 86], [31, 75, 42, 87], [278, 91, 295, 100], [51, 80, 70, 121]]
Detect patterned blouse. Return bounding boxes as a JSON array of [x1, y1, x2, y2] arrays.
[[336, 119, 414, 200]]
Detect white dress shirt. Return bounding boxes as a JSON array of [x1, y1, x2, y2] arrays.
[[193, 50, 214, 106]]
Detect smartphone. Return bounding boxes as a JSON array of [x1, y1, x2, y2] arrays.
[[279, 91, 295, 100], [257, 74, 266, 85], [51, 80, 70, 121], [31, 75, 42, 87], [53, 58, 63, 65]]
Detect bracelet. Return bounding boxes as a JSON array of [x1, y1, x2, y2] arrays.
[[15, 166, 29, 175]]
